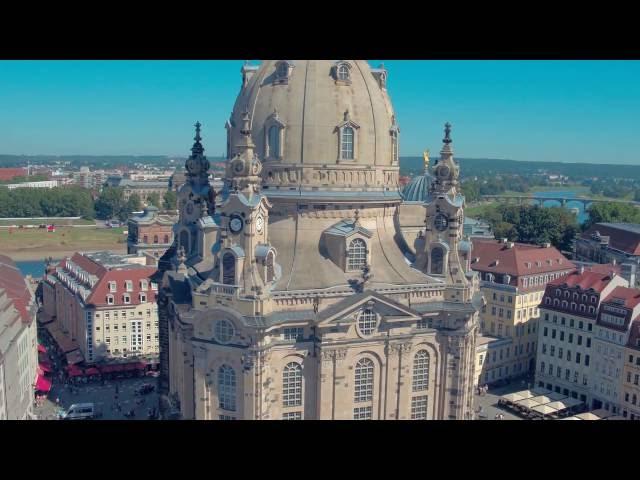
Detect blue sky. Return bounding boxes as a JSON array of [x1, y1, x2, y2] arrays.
[[1, 60, 639, 164]]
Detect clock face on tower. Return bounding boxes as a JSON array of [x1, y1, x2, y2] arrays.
[[229, 214, 244, 234], [434, 213, 449, 231], [255, 215, 264, 233]]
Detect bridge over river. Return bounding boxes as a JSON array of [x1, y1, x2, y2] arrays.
[[481, 195, 640, 209]]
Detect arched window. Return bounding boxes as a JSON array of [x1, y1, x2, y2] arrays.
[[222, 253, 236, 285], [589, 306, 595, 314], [347, 238, 367, 270], [431, 247, 444, 275], [358, 308, 377, 336], [571, 302, 577, 310], [341, 127, 354, 160], [555, 289, 561, 297], [337, 64, 350, 81], [218, 365, 236, 412], [580, 304, 586, 312], [164, 235, 170, 244], [562, 301, 568, 308], [354, 358, 374, 402], [153, 235, 159, 244], [553, 299, 560, 306], [143, 235, 148, 244], [413, 350, 430, 392], [179, 231, 189, 252], [545, 298, 551, 305], [277, 62, 289, 79], [391, 131, 399, 163], [268, 125, 280, 158], [215, 320, 234, 344], [282, 362, 303, 408], [564, 291, 570, 298], [266, 251, 275, 282]]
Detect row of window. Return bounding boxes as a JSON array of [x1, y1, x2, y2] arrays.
[[544, 297, 596, 314], [544, 313, 593, 331], [626, 372, 640, 385], [536, 381, 588, 403], [106, 293, 148, 305], [554, 289, 597, 303], [628, 354, 640, 366], [108, 280, 156, 293], [140, 234, 171, 244], [542, 328, 592, 347], [624, 392, 639, 405], [540, 362, 589, 385], [213, 353, 431, 417], [479, 343, 535, 366], [541, 344, 590, 365]]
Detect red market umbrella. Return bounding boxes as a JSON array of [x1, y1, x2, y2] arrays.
[[39, 362, 53, 374], [38, 344, 47, 354], [35, 374, 52, 393]]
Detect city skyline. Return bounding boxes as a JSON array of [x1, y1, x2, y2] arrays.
[[1, 60, 640, 164]]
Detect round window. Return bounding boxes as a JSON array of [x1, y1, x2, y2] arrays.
[[215, 319, 235, 344], [357, 308, 378, 336]]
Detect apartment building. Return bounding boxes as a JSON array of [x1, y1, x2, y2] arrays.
[[0, 255, 38, 420], [42, 251, 159, 366], [471, 239, 574, 380], [622, 320, 640, 419], [535, 268, 627, 406]]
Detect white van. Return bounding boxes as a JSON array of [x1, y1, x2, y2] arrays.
[[62, 403, 102, 420]]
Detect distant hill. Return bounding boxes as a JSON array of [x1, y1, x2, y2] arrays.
[[399, 156, 640, 180], [0, 155, 226, 170]]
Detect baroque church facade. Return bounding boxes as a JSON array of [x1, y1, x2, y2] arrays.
[[158, 60, 481, 420]]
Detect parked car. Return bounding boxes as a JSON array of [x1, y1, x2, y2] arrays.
[[62, 403, 102, 420]]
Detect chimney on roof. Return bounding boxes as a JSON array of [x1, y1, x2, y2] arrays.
[[501, 238, 508, 244], [542, 243, 551, 248], [612, 259, 617, 266], [579, 265, 585, 274], [610, 270, 616, 279], [506, 242, 514, 249]]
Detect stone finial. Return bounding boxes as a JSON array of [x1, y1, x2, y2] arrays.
[[443, 122, 452, 145], [241, 110, 251, 136], [344, 109, 350, 122], [191, 121, 205, 157], [354, 208, 360, 226], [201, 201, 208, 218], [177, 245, 186, 264]]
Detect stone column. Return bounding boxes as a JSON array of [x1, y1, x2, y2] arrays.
[[317, 349, 336, 420]]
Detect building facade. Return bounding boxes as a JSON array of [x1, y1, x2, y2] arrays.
[[106, 177, 168, 203], [591, 286, 640, 414], [575, 223, 640, 286], [622, 320, 640, 419], [127, 205, 176, 261], [159, 60, 481, 420], [471, 239, 574, 381], [534, 268, 627, 406], [474, 334, 513, 388], [0, 255, 38, 420], [41, 252, 159, 366]]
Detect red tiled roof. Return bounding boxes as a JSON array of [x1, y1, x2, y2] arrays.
[[0, 167, 27, 181], [66, 253, 106, 277], [0, 254, 32, 322], [582, 224, 640, 256], [470, 239, 574, 276], [602, 286, 640, 309], [86, 267, 157, 307], [581, 263, 622, 276], [548, 270, 615, 293]]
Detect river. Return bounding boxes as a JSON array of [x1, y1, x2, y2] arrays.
[[15, 259, 55, 279]]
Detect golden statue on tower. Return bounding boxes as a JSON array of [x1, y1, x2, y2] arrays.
[[423, 149, 430, 172]]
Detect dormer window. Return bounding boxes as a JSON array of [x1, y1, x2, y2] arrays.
[[140, 279, 148, 290], [335, 110, 360, 162], [125, 280, 133, 292], [123, 294, 131, 304], [333, 61, 352, 85], [139, 293, 147, 303], [109, 281, 117, 293], [106, 294, 114, 305], [274, 61, 293, 85], [264, 110, 286, 160], [347, 238, 367, 271], [390, 116, 400, 164]]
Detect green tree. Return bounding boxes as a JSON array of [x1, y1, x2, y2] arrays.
[[127, 193, 142, 213], [146, 192, 161, 208], [95, 187, 126, 220], [163, 190, 177, 210], [585, 202, 640, 229]]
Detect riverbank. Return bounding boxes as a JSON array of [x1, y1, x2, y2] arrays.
[[0, 226, 127, 261], [5, 245, 127, 262]]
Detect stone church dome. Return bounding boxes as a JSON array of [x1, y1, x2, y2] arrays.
[[401, 171, 434, 202], [227, 60, 401, 202]]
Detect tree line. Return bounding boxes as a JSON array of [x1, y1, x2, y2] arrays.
[[0, 186, 177, 221], [471, 201, 640, 253]]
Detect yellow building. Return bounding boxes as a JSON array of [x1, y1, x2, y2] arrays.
[[471, 239, 574, 382]]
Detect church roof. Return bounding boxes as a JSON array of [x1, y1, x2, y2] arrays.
[[401, 172, 433, 202]]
